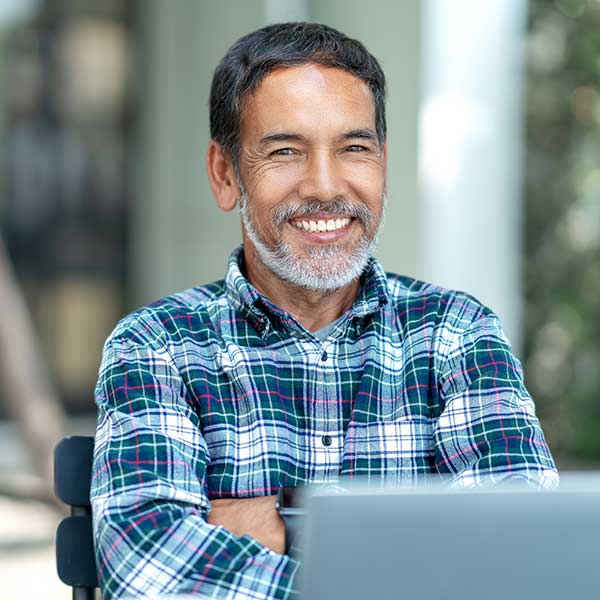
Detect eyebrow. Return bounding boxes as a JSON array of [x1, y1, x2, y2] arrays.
[[257, 128, 379, 146], [341, 128, 379, 142], [257, 132, 306, 145]]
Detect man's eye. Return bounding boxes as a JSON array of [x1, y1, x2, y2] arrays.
[[271, 148, 296, 156], [346, 145, 369, 152]]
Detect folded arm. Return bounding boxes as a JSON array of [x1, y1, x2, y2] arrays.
[[209, 496, 285, 554], [91, 321, 297, 599]]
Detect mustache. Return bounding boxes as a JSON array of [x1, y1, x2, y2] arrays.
[[272, 199, 375, 228]]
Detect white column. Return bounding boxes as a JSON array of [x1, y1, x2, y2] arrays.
[[419, 0, 527, 353]]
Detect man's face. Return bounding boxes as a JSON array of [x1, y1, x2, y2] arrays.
[[237, 63, 386, 292]]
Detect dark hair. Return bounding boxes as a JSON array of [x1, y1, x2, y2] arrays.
[[209, 22, 386, 166]]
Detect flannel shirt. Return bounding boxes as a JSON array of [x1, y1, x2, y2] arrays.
[[91, 245, 558, 599]]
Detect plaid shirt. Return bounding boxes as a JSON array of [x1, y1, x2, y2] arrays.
[[91, 245, 557, 599]]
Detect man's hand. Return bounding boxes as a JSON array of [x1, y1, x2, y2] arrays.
[[208, 495, 285, 554]]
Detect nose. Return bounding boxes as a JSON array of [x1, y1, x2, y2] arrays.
[[297, 150, 348, 202]]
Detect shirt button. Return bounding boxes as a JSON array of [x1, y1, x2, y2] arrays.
[[321, 435, 332, 447], [321, 350, 328, 362]]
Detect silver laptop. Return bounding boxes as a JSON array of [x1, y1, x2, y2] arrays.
[[300, 476, 600, 600]]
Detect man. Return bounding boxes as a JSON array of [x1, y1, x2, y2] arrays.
[[91, 22, 558, 600]]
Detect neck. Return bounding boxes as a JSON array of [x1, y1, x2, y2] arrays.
[[242, 242, 360, 332]]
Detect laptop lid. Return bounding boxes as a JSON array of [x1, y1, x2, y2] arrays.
[[300, 476, 600, 600]]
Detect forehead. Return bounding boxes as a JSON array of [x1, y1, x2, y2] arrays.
[[240, 64, 376, 139]]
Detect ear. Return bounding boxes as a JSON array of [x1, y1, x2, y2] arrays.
[[206, 140, 241, 212], [382, 141, 388, 179]]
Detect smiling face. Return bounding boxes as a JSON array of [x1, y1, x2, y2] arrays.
[[236, 63, 387, 292]]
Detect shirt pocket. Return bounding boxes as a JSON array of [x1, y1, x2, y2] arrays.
[[340, 417, 435, 483]]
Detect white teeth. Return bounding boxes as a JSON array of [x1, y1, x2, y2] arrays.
[[293, 217, 352, 232]]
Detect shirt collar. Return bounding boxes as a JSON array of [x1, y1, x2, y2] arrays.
[[348, 255, 390, 317], [225, 245, 263, 317], [224, 244, 390, 331]]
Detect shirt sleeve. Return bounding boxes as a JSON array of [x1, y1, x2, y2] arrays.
[[91, 317, 299, 600], [433, 309, 559, 488]]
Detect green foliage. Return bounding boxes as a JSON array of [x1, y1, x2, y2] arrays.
[[524, 0, 600, 464]]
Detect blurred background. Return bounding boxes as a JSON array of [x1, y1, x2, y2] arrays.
[[0, 0, 598, 597]]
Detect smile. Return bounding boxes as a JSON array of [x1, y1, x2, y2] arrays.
[[291, 217, 352, 233]]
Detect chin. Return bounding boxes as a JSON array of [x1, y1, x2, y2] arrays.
[[270, 244, 372, 292]]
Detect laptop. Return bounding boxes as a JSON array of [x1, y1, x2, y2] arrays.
[[300, 476, 600, 600]]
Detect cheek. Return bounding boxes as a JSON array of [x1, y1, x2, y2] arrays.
[[245, 179, 294, 235], [347, 166, 385, 202], [246, 163, 301, 199]]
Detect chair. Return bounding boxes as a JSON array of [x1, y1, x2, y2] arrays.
[[54, 435, 99, 600]]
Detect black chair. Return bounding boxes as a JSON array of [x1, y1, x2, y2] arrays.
[[54, 435, 99, 599]]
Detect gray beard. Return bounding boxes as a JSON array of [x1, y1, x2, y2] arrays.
[[238, 193, 385, 293]]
